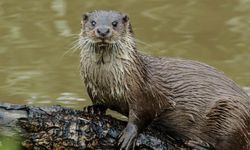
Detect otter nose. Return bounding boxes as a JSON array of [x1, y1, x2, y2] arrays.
[[96, 27, 110, 38]]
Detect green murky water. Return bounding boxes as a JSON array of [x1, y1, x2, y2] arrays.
[[0, 0, 250, 110]]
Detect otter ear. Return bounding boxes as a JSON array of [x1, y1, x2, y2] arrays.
[[122, 15, 129, 23], [82, 13, 89, 21]]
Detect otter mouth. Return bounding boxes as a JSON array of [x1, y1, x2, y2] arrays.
[[91, 37, 116, 49], [97, 43, 108, 49], [96, 38, 113, 48]]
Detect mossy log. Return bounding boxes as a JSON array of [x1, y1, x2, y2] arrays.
[[0, 103, 191, 150]]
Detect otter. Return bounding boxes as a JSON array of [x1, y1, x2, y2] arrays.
[[78, 10, 250, 150]]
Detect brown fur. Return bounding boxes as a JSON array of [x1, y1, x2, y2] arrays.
[[79, 10, 250, 150]]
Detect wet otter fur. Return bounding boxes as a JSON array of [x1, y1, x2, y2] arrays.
[[78, 10, 250, 150]]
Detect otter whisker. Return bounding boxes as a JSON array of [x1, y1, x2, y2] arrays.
[[79, 37, 94, 51], [62, 39, 81, 57], [67, 33, 80, 37]]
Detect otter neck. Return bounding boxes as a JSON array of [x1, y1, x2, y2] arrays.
[[80, 37, 143, 101]]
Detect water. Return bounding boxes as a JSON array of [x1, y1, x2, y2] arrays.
[[0, 0, 250, 111]]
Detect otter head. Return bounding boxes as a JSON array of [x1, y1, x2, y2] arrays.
[[79, 10, 134, 50]]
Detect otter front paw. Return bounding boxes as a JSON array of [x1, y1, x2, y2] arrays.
[[83, 104, 107, 115], [117, 123, 138, 150]]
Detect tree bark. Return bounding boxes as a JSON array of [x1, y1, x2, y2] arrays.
[[0, 103, 189, 150]]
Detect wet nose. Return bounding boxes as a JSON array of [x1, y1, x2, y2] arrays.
[[96, 27, 111, 38]]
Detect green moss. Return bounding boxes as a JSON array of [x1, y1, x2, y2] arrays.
[[0, 135, 22, 150]]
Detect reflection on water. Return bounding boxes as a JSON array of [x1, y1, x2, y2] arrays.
[[26, 92, 86, 108], [0, 0, 250, 109], [51, 0, 66, 17]]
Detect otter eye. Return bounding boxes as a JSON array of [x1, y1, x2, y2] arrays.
[[112, 21, 118, 27], [91, 20, 96, 27]]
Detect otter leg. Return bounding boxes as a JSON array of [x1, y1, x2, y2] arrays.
[[117, 111, 148, 150], [83, 104, 107, 115]]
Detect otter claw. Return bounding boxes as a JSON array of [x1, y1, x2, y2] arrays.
[[117, 123, 138, 150]]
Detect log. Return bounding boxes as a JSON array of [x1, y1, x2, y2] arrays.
[[0, 103, 190, 150]]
